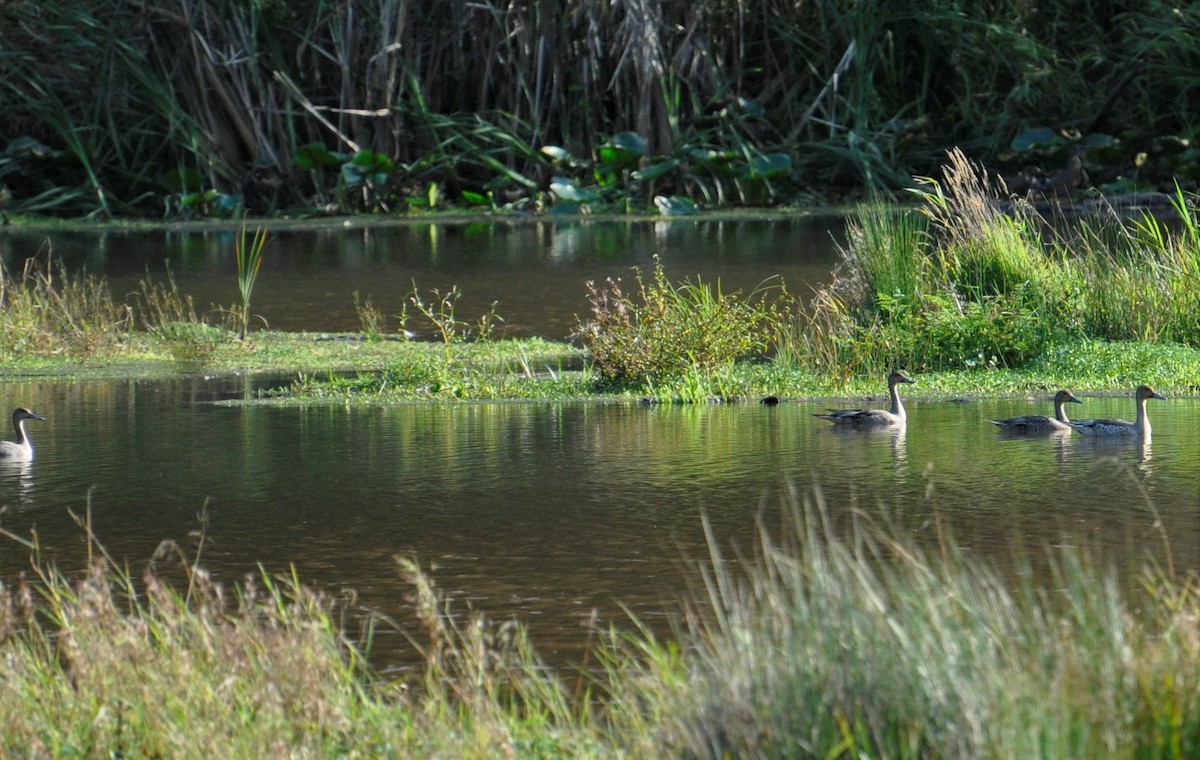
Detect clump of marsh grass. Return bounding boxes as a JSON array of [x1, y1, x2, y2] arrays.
[[575, 257, 794, 388], [0, 250, 242, 365], [1069, 186, 1200, 346], [0, 254, 131, 359], [0, 509, 600, 758], [788, 148, 1200, 378], [0, 512, 380, 758], [394, 557, 591, 755], [136, 271, 227, 363]]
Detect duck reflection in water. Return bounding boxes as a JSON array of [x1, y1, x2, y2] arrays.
[[1072, 436, 1155, 479], [817, 419, 907, 472], [0, 458, 36, 503]]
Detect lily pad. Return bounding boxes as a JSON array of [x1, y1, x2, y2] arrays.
[[1010, 127, 1064, 153], [550, 176, 597, 203]]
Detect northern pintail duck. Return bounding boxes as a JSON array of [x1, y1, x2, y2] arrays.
[[987, 389, 1082, 433], [1068, 385, 1165, 437], [0, 408, 45, 461], [815, 370, 915, 426]]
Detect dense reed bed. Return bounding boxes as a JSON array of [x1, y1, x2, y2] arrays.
[[1, 496, 1197, 757], [3, 1, 1197, 215]]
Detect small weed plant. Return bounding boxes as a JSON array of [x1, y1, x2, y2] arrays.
[[400, 283, 503, 345], [352, 290, 386, 342], [576, 258, 793, 388]]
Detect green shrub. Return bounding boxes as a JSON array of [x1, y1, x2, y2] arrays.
[[575, 259, 793, 387]]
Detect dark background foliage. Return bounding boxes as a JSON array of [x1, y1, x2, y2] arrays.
[[2, 0, 1197, 216]]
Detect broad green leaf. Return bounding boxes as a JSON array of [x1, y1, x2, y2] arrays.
[[211, 193, 243, 217], [633, 159, 679, 182], [341, 163, 363, 187], [180, 189, 219, 208], [294, 143, 343, 170], [734, 96, 764, 117], [540, 145, 575, 162], [609, 131, 646, 156], [690, 149, 738, 177], [349, 150, 395, 173], [598, 132, 646, 169], [1082, 133, 1119, 150]]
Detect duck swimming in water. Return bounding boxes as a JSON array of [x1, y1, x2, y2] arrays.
[[1068, 385, 1165, 437], [0, 408, 45, 461], [986, 389, 1082, 434], [814, 370, 916, 427]]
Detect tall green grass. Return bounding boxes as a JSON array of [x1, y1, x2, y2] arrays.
[[787, 149, 1200, 377], [137, 270, 226, 363], [633, 496, 1200, 759], [2, 492, 1197, 757], [0, 250, 238, 364]]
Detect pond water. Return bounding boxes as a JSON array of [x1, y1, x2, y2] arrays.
[[0, 219, 1197, 675], [0, 216, 841, 338]]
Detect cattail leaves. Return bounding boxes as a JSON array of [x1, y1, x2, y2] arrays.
[[234, 223, 269, 341]]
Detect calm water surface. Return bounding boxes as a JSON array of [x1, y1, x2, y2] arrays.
[[0, 220, 1197, 673], [0, 217, 841, 338], [0, 376, 1196, 672]]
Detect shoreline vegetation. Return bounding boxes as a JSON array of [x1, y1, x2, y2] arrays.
[[1, 152, 1197, 402], [1, 496, 1197, 757]]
